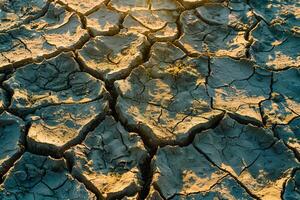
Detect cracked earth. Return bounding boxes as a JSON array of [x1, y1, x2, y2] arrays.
[[0, 0, 299, 199]]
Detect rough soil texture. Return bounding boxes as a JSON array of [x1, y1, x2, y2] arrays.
[[0, 0, 299, 199], [0, 152, 97, 199], [65, 116, 148, 199]]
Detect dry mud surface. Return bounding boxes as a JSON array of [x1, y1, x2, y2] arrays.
[[0, 0, 299, 199]]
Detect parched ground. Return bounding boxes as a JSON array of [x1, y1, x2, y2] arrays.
[[0, 0, 299, 199]]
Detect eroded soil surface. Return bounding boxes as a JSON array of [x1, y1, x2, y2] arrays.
[[0, 0, 299, 199]]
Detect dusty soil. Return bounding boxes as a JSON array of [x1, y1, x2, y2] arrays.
[[0, 0, 299, 199]]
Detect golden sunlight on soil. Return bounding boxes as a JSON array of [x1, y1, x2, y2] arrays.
[[0, 0, 299, 199]]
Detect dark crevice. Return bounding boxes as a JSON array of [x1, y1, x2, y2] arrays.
[[177, 112, 225, 148], [227, 112, 263, 127], [0, 150, 25, 184], [193, 144, 261, 200], [141, 42, 153, 65], [244, 19, 260, 59], [138, 149, 156, 200], [259, 72, 273, 127], [204, 56, 214, 110], [280, 168, 300, 200], [173, 6, 184, 42]]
